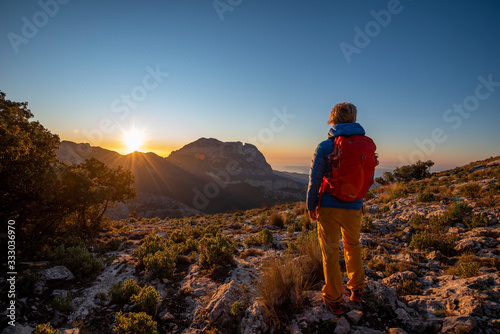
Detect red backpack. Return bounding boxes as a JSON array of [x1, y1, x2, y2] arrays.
[[320, 134, 378, 202]]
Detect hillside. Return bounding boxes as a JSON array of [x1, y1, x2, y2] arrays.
[[57, 139, 307, 218], [3, 156, 499, 334]]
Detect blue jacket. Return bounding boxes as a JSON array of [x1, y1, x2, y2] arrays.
[[306, 122, 366, 211]]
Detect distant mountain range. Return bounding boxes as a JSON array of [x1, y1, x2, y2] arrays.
[[57, 138, 307, 218]]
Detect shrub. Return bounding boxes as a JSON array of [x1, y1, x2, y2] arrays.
[[428, 214, 450, 233], [199, 234, 235, 269], [244, 235, 261, 246], [283, 212, 296, 226], [416, 192, 436, 203], [396, 280, 423, 296], [447, 254, 481, 278], [408, 214, 426, 230], [49, 245, 103, 278], [18, 269, 39, 297], [187, 225, 205, 239], [34, 323, 58, 334], [170, 230, 187, 243], [300, 213, 312, 230], [458, 183, 481, 198], [113, 311, 158, 334], [51, 292, 72, 313], [410, 231, 458, 256], [255, 215, 266, 225], [130, 286, 163, 316], [377, 182, 408, 203], [109, 279, 141, 304], [258, 228, 273, 244], [143, 250, 176, 279], [384, 261, 419, 277], [270, 212, 284, 228], [204, 224, 221, 237], [447, 202, 473, 221], [464, 213, 489, 230], [133, 234, 168, 267], [231, 301, 244, 317], [172, 237, 198, 255], [379, 205, 390, 213], [105, 238, 122, 251], [488, 183, 500, 195], [361, 215, 374, 233]]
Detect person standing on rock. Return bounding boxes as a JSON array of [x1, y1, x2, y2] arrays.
[[306, 102, 373, 315]]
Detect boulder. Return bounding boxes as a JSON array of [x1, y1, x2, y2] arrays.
[[346, 309, 363, 323], [40, 266, 74, 281], [206, 280, 244, 325], [334, 317, 351, 334], [240, 301, 269, 334], [366, 280, 398, 311]]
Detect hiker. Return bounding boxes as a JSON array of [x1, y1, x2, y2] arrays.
[[306, 102, 377, 315]]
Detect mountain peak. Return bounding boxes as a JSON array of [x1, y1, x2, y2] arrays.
[[167, 137, 273, 178]]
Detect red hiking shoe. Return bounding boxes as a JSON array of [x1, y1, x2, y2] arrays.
[[324, 299, 343, 315], [350, 289, 363, 303]]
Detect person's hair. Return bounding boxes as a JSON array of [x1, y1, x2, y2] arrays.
[[328, 102, 357, 125]]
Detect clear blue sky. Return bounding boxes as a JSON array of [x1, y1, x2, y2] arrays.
[[1, 0, 499, 173]]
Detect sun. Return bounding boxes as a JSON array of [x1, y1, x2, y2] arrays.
[[124, 129, 144, 153]]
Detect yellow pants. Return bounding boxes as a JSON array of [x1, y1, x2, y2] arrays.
[[317, 207, 366, 303]]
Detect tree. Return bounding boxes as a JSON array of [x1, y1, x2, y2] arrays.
[[0, 92, 136, 257], [375, 171, 396, 185], [69, 158, 136, 235], [393, 160, 434, 182], [0, 91, 61, 237], [376, 160, 435, 185]]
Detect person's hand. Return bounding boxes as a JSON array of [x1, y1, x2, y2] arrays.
[[309, 209, 318, 221]]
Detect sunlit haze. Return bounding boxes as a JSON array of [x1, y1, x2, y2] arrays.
[[1, 0, 499, 173]]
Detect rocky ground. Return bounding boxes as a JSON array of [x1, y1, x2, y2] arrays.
[[1, 159, 500, 334]]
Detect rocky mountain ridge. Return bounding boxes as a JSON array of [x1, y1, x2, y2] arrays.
[[56, 138, 306, 218]]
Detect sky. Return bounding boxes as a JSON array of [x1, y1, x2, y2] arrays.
[[1, 0, 500, 174]]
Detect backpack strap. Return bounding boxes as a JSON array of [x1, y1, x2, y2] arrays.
[[318, 136, 340, 210]]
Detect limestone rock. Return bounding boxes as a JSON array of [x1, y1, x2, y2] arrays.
[[206, 280, 244, 325], [334, 317, 351, 334], [366, 280, 398, 311], [40, 266, 74, 281], [441, 316, 478, 333], [346, 309, 363, 323], [240, 301, 269, 334]]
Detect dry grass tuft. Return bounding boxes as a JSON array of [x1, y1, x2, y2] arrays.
[[256, 256, 311, 329]]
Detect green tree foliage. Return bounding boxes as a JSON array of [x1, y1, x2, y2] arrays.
[[393, 160, 434, 182], [66, 157, 136, 235], [0, 91, 136, 257], [376, 160, 434, 185], [0, 91, 62, 239]]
